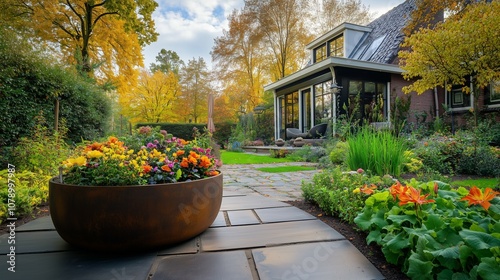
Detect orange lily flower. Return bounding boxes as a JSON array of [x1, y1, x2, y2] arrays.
[[398, 186, 435, 206], [461, 186, 499, 211], [360, 184, 377, 195], [389, 181, 405, 200]]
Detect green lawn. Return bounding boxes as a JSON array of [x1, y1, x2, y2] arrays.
[[451, 178, 500, 190], [220, 150, 296, 165], [256, 166, 316, 173]]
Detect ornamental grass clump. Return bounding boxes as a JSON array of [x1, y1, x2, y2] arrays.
[[61, 127, 220, 186], [346, 126, 406, 177], [354, 180, 500, 279]]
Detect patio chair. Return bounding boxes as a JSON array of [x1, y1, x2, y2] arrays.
[[286, 123, 328, 139]]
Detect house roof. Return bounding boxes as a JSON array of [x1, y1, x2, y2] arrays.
[[264, 0, 417, 92], [351, 0, 417, 64]]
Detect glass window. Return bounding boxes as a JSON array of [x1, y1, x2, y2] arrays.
[[314, 45, 327, 63], [447, 85, 472, 109], [490, 80, 500, 103], [314, 82, 335, 125], [329, 36, 344, 57], [349, 80, 362, 95]]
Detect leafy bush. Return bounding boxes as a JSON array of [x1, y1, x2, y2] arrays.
[[355, 180, 500, 279], [302, 167, 394, 223], [0, 170, 51, 223], [11, 114, 71, 176], [0, 28, 111, 147], [329, 141, 349, 165], [414, 131, 500, 176], [289, 145, 327, 163], [346, 126, 407, 177], [458, 146, 500, 177]]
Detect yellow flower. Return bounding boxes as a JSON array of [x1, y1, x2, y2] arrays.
[[87, 150, 104, 158], [353, 188, 361, 194], [64, 156, 87, 168]]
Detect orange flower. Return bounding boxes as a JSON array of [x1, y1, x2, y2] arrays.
[[389, 181, 405, 200], [398, 186, 435, 206], [199, 155, 211, 168], [161, 165, 171, 172], [108, 136, 119, 144], [180, 158, 189, 168], [360, 184, 377, 195], [188, 155, 198, 165], [461, 186, 499, 211], [206, 170, 219, 176], [175, 150, 185, 157], [142, 165, 152, 173], [189, 151, 200, 159]]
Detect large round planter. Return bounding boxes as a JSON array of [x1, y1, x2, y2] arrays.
[[49, 173, 223, 251]]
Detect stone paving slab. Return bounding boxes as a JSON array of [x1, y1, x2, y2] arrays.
[[252, 241, 385, 280], [209, 211, 227, 228], [227, 210, 260, 226], [16, 216, 54, 232], [220, 194, 289, 210], [151, 251, 253, 280], [255, 206, 316, 223], [200, 220, 344, 251], [0, 251, 156, 280], [0, 230, 73, 254]]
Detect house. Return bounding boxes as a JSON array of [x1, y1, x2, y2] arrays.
[[263, 0, 499, 140]]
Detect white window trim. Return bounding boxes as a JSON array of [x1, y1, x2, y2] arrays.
[[487, 81, 500, 108]]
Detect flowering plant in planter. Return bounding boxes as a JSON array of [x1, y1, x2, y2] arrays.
[[61, 128, 221, 186]]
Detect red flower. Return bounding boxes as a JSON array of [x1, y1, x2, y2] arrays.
[[398, 186, 435, 206], [461, 186, 499, 211]]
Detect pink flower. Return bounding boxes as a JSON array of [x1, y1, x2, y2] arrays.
[[357, 168, 364, 174]]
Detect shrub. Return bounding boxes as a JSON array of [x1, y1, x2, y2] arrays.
[[346, 126, 407, 177], [11, 114, 71, 176], [0, 170, 51, 223], [329, 141, 349, 165], [302, 167, 394, 223], [355, 180, 500, 279], [289, 145, 327, 163], [458, 146, 500, 177]]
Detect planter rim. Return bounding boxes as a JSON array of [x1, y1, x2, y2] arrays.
[[51, 171, 222, 188]]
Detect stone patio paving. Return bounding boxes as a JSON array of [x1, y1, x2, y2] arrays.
[[0, 164, 384, 280]]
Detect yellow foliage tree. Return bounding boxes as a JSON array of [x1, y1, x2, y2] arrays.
[[400, 1, 500, 94], [121, 70, 181, 124]]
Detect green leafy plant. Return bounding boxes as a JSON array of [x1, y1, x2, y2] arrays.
[[302, 167, 394, 223], [329, 141, 349, 165], [346, 126, 407, 177], [354, 180, 500, 279], [0, 170, 51, 223]]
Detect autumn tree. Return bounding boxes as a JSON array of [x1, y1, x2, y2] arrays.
[[404, 0, 492, 35], [1, 0, 158, 84], [307, 0, 373, 36], [179, 57, 213, 123], [399, 1, 500, 126], [246, 0, 313, 80], [150, 49, 184, 75], [121, 70, 181, 124], [212, 8, 267, 118]]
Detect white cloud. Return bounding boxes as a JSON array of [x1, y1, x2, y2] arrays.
[[142, 0, 405, 70], [142, 0, 243, 70]]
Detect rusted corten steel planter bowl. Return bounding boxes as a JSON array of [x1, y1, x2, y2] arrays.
[[49, 173, 223, 251]]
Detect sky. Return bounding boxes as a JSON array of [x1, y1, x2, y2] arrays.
[[142, 0, 406, 70]]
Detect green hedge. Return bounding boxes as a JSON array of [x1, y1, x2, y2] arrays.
[[135, 122, 236, 144]]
